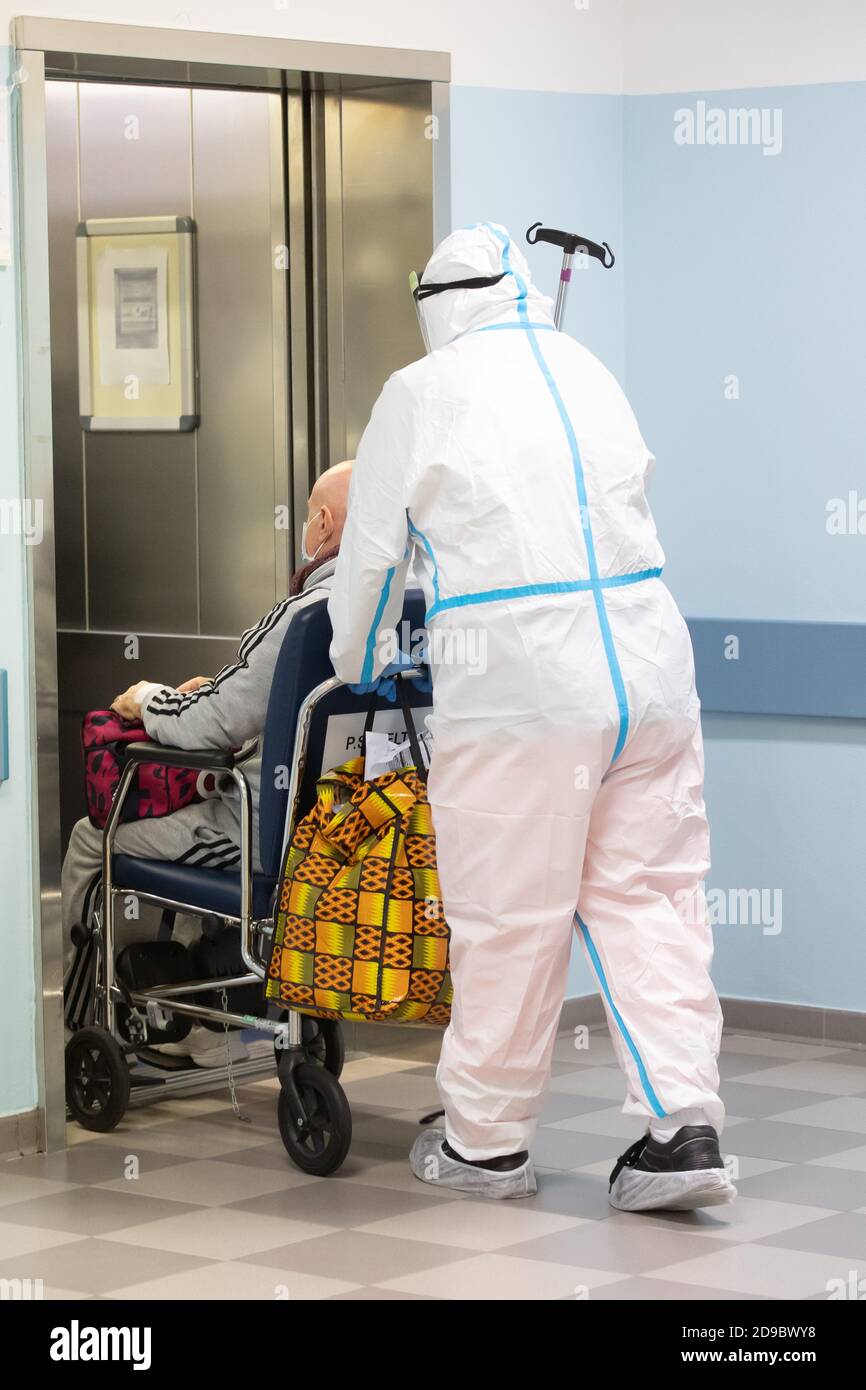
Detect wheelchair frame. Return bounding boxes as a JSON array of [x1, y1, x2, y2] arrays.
[[96, 672, 348, 1081], [66, 666, 426, 1172]]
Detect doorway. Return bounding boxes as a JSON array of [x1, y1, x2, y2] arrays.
[[14, 17, 450, 1148]]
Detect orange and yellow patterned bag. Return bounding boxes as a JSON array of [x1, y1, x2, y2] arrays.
[[265, 756, 452, 1025]]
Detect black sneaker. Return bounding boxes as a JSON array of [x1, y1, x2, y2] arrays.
[[608, 1125, 736, 1212]]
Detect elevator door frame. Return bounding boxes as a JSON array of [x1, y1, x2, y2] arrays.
[[13, 16, 451, 1150]]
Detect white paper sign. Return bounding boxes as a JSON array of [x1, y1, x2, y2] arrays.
[[320, 709, 422, 776], [96, 246, 169, 385]]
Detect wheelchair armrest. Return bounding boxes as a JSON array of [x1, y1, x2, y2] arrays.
[[122, 742, 237, 771]]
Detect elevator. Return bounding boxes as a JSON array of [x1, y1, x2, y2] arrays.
[[12, 19, 449, 1148], [41, 56, 443, 848]]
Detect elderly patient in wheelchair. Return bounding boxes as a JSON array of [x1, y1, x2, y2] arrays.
[[62, 460, 353, 1067]]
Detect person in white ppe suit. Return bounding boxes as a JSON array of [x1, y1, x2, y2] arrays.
[[328, 223, 734, 1212]]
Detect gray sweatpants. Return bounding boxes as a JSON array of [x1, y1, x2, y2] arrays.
[[62, 797, 257, 1028]]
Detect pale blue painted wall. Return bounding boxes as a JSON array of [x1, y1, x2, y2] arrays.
[[0, 46, 39, 1117], [622, 84, 866, 1013], [453, 82, 866, 1013], [623, 83, 866, 622], [450, 86, 625, 383]]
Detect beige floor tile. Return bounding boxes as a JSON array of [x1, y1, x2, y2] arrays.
[[770, 1098, 866, 1134], [103, 1206, 337, 1261], [339, 1056, 427, 1083], [0, 1235, 210, 1295], [0, 1186, 198, 1237], [377, 1252, 627, 1300], [358, 1198, 584, 1252], [809, 1144, 866, 1172], [548, 1067, 627, 1100], [337, 1157, 470, 1198], [721, 1034, 847, 1061], [736, 1062, 866, 1095], [632, 1194, 834, 1245], [0, 1225, 82, 1259], [341, 1071, 442, 1111], [109, 1259, 360, 1301], [548, 1107, 637, 1139], [0, 1173, 78, 1207], [96, 1156, 316, 1205], [90, 1119, 278, 1158], [251, 1228, 470, 1282], [551, 1034, 618, 1067], [647, 1241, 860, 1299]]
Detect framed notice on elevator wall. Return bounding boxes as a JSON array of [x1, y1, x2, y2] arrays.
[[76, 215, 198, 431]]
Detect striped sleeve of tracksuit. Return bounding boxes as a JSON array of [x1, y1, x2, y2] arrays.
[[139, 579, 332, 752]]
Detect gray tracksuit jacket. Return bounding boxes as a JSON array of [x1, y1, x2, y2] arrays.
[[135, 558, 337, 857]]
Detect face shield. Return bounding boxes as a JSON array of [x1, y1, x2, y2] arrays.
[[409, 268, 508, 354]]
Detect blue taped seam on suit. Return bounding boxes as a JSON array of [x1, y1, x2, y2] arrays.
[[360, 564, 397, 684], [487, 224, 632, 765], [473, 321, 556, 333], [577, 914, 667, 1118], [407, 516, 442, 610], [425, 568, 662, 622]]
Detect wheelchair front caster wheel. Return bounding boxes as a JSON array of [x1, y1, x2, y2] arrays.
[[301, 1016, 345, 1078], [277, 1062, 352, 1176], [275, 1015, 346, 1078], [65, 1027, 130, 1132]]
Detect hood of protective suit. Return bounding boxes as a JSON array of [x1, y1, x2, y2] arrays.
[[418, 223, 555, 351]]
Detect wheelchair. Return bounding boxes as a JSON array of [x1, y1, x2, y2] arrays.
[[65, 591, 431, 1177]]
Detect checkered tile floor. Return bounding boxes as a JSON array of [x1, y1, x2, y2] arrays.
[[2, 1027, 865, 1300]]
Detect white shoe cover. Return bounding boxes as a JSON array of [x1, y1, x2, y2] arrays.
[[609, 1165, 736, 1212], [410, 1129, 537, 1200]]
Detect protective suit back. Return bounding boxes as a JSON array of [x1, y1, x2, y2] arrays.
[[328, 223, 722, 1161]]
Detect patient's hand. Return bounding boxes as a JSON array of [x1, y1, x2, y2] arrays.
[[177, 675, 212, 694], [111, 681, 152, 722]]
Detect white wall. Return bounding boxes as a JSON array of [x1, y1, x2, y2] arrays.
[[2, 0, 624, 92], [623, 0, 866, 92]]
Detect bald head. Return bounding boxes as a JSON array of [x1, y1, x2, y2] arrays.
[[304, 459, 353, 559]]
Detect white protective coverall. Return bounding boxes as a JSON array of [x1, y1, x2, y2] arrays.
[[328, 223, 723, 1161]]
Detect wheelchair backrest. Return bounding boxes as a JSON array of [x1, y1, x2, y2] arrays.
[[257, 587, 430, 881]]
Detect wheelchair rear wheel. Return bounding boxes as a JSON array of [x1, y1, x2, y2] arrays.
[[66, 1027, 130, 1132], [277, 1063, 352, 1176]]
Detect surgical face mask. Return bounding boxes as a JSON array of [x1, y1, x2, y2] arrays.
[[301, 508, 324, 563]]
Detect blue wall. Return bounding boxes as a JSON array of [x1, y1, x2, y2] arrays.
[[704, 713, 865, 1011], [453, 82, 866, 1013], [450, 86, 625, 383], [624, 83, 866, 622], [622, 85, 866, 1014]]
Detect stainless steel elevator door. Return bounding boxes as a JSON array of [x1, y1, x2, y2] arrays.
[[46, 72, 438, 848], [46, 79, 289, 845], [321, 80, 434, 465]]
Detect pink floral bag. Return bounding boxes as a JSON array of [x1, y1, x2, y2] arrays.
[[82, 710, 201, 830]]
